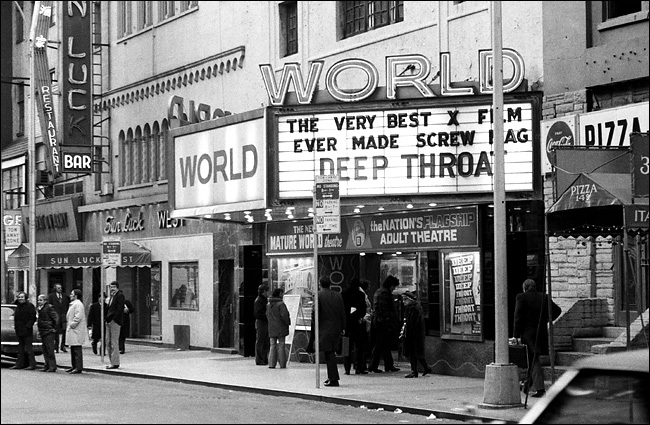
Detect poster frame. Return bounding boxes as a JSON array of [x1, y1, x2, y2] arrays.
[[439, 248, 483, 342]]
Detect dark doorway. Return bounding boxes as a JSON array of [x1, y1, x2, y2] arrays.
[[217, 259, 235, 348], [239, 245, 262, 357]]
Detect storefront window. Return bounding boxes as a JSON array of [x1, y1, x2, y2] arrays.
[[270, 256, 314, 329], [379, 253, 417, 294], [441, 251, 482, 341], [169, 262, 198, 310]]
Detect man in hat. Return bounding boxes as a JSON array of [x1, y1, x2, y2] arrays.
[[400, 291, 432, 378]]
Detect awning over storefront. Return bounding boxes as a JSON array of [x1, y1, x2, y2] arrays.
[[546, 173, 648, 235], [6, 241, 151, 270]]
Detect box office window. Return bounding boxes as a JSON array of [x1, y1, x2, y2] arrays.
[[169, 262, 198, 310]]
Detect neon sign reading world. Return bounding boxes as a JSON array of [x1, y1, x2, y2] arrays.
[[260, 50, 525, 106]]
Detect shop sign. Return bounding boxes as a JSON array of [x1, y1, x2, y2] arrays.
[[61, 1, 92, 150], [625, 204, 649, 229], [21, 197, 81, 242], [442, 251, 482, 341], [260, 50, 525, 105], [276, 102, 534, 199], [170, 109, 267, 217], [578, 102, 648, 147], [104, 210, 145, 234], [157, 210, 186, 229], [540, 115, 577, 174], [32, 1, 61, 181], [4, 225, 22, 248], [267, 206, 478, 255]]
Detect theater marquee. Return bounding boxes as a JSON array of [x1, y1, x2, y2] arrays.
[[274, 100, 535, 199]]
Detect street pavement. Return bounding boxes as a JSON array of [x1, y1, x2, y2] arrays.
[[41, 342, 540, 423]]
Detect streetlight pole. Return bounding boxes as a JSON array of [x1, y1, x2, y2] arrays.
[[28, 3, 38, 303], [480, 1, 521, 408]]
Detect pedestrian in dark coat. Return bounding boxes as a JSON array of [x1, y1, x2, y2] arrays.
[[37, 294, 59, 372], [10, 291, 37, 370], [105, 281, 125, 369], [266, 288, 291, 369], [87, 294, 107, 355], [368, 275, 400, 373], [400, 291, 432, 378], [254, 284, 270, 365], [48, 283, 70, 353], [342, 278, 368, 375], [119, 299, 135, 354], [513, 279, 562, 398], [317, 276, 346, 387]]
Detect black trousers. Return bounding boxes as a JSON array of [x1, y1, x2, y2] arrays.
[[41, 332, 57, 371], [324, 350, 340, 382], [344, 328, 368, 373], [255, 321, 269, 365], [16, 335, 36, 368], [69, 345, 83, 371], [368, 330, 395, 371]]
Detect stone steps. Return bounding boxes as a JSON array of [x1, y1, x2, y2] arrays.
[[541, 326, 627, 379]]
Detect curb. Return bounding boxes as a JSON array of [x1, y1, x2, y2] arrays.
[[55, 363, 515, 424]]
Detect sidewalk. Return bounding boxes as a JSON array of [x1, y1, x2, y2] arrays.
[[51, 343, 537, 423]]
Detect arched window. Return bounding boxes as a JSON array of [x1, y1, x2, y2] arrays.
[[119, 130, 126, 187], [134, 126, 142, 184], [160, 119, 168, 181], [125, 128, 134, 186], [151, 121, 160, 181], [142, 124, 151, 183]]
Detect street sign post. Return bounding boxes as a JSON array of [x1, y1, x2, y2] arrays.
[[102, 240, 122, 267], [314, 175, 340, 234]]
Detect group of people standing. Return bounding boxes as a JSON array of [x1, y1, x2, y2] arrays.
[[343, 275, 432, 379], [254, 284, 292, 369], [10, 281, 133, 374], [252, 274, 433, 388]]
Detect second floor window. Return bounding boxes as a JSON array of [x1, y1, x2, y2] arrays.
[[343, 1, 404, 39], [603, 1, 642, 21], [16, 84, 25, 137], [280, 1, 298, 57]]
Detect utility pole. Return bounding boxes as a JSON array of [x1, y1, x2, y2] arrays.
[[480, 1, 521, 408], [27, 2, 40, 304]]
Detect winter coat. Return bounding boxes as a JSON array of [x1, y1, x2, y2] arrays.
[[402, 301, 426, 357], [513, 291, 562, 355], [14, 300, 37, 337], [342, 286, 366, 335], [48, 292, 70, 331], [37, 303, 59, 337], [317, 288, 346, 352], [372, 287, 398, 335], [266, 297, 291, 338], [66, 299, 88, 346], [106, 289, 125, 326]]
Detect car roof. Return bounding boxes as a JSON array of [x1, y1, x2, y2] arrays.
[[573, 349, 649, 373]]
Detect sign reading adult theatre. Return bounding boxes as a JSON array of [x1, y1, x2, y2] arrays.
[[267, 206, 479, 255]]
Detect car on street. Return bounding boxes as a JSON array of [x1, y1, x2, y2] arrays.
[[519, 348, 649, 424], [1, 303, 43, 359]]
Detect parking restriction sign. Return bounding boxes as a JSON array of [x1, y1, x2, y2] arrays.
[[315, 175, 340, 233]]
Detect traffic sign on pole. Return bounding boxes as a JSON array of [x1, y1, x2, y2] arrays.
[[315, 175, 340, 233], [102, 240, 122, 267]]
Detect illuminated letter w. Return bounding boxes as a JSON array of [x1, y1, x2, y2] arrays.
[[259, 62, 323, 106]]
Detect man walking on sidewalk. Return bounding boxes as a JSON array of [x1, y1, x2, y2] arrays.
[[105, 281, 125, 369]]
